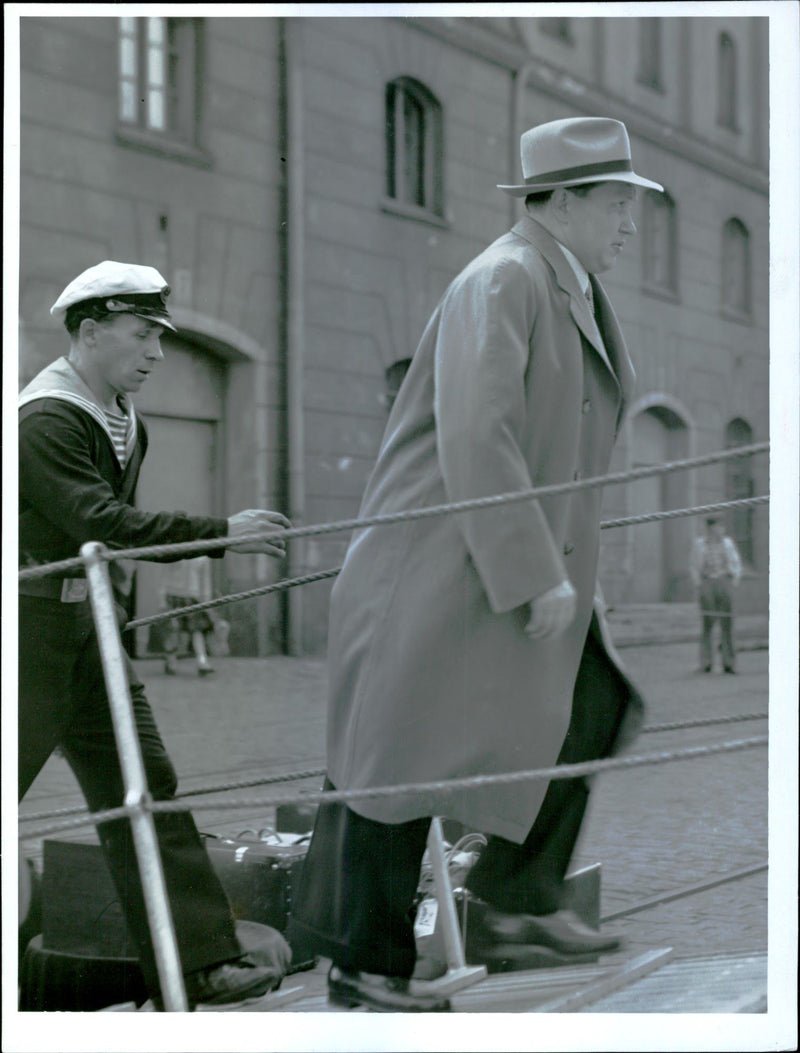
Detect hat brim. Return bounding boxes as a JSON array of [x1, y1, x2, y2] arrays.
[[498, 170, 664, 197]]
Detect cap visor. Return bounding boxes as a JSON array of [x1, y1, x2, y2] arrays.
[[133, 310, 178, 333]]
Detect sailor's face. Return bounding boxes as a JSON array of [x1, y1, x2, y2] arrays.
[[94, 314, 165, 395]]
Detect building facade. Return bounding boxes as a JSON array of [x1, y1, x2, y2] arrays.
[[18, 14, 769, 655]]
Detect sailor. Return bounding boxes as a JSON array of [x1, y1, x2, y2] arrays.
[[19, 260, 291, 1009]]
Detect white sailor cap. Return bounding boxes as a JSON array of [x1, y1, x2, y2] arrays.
[[50, 260, 177, 332]]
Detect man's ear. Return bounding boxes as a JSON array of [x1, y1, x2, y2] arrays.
[[551, 188, 570, 225], [79, 317, 97, 344]]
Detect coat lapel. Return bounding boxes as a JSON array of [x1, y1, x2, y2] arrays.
[[512, 216, 622, 388], [589, 275, 636, 412]]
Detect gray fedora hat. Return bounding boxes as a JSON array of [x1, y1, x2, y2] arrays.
[[498, 116, 663, 196]]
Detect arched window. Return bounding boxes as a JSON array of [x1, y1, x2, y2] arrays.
[[385, 78, 443, 217], [717, 32, 738, 131], [642, 190, 678, 296], [629, 404, 691, 601], [725, 418, 755, 565], [637, 19, 663, 90], [722, 218, 751, 317]]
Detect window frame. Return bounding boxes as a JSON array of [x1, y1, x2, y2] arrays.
[[724, 418, 756, 566], [382, 77, 446, 226], [116, 16, 211, 168], [720, 217, 752, 322], [538, 19, 574, 45], [716, 31, 739, 133], [641, 189, 679, 302], [636, 19, 664, 92]]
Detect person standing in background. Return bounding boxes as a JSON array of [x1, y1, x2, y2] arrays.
[[690, 516, 742, 674]]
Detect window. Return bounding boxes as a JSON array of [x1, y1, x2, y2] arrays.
[[725, 418, 755, 565], [385, 78, 443, 219], [118, 17, 202, 145], [385, 359, 412, 413], [642, 190, 678, 297], [721, 218, 751, 317], [539, 19, 573, 44], [637, 20, 663, 90], [717, 32, 738, 131]]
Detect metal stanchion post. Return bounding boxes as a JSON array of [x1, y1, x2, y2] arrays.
[[81, 541, 188, 1012], [410, 817, 486, 996]]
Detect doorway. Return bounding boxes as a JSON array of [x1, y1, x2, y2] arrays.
[[628, 405, 691, 602], [130, 333, 226, 654]]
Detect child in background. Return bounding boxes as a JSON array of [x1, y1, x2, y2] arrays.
[[160, 555, 218, 676]]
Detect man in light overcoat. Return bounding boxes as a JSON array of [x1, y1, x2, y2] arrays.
[[289, 117, 660, 1012]]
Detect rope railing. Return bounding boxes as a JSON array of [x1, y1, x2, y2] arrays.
[[19, 442, 769, 582], [19, 711, 768, 826], [123, 492, 768, 632], [16, 441, 769, 1010], [20, 732, 767, 842]]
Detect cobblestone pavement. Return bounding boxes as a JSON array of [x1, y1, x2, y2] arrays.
[[21, 640, 771, 966]]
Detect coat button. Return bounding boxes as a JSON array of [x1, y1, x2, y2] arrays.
[[582, 399, 592, 414], [564, 543, 574, 555]]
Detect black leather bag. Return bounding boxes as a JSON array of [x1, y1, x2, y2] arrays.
[[201, 832, 316, 971]]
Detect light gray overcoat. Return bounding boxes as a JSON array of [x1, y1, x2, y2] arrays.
[[326, 215, 640, 843]]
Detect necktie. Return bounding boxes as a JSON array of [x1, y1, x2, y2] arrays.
[[585, 281, 595, 316]]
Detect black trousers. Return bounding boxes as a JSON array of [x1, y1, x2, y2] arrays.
[[288, 622, 632, 977], [19, 595, 241, 997]]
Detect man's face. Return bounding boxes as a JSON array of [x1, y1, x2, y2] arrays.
[[562, 181, 638, 274], [91, 314, 165, 396], [708, 522, 725, 542]]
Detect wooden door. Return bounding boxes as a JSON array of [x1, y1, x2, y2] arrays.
[[629, 411, 667, 602], [129, 335, 225, 653]]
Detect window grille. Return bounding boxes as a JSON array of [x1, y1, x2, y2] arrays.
[[118, 17, 201, 144]]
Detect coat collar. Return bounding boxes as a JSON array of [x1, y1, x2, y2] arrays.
[[511, 215, 635, 404], [19, 356, 138, 468]]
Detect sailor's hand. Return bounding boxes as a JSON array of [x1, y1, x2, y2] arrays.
[[524, 580, 577, 640], [227, 510, 290, 556]]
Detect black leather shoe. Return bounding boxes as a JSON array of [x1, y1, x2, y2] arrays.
[[184, 955, 281, 1007], [465, 900, 621, 955], [327, 965, 450, 1012]]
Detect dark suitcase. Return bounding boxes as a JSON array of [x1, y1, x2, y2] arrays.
[[40, 834, 315, 968], [200, 832, 315, 967]]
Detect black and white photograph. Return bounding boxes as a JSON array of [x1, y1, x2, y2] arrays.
[[3, 3, 797, 1052]]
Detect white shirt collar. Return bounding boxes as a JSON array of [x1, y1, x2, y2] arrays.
[[556, 242, 591, 297]]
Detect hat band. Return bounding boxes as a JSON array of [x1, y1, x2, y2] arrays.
[[523, 158, 634, 187]]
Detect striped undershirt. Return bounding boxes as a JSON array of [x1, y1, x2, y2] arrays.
[[105, 406, 130, 469]]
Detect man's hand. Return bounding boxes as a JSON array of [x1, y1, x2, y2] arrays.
[[227, 510, 291, 557], [524, 580, 577, 640]]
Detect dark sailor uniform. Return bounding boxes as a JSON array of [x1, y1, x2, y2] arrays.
[[18, 357, 240, 998]]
